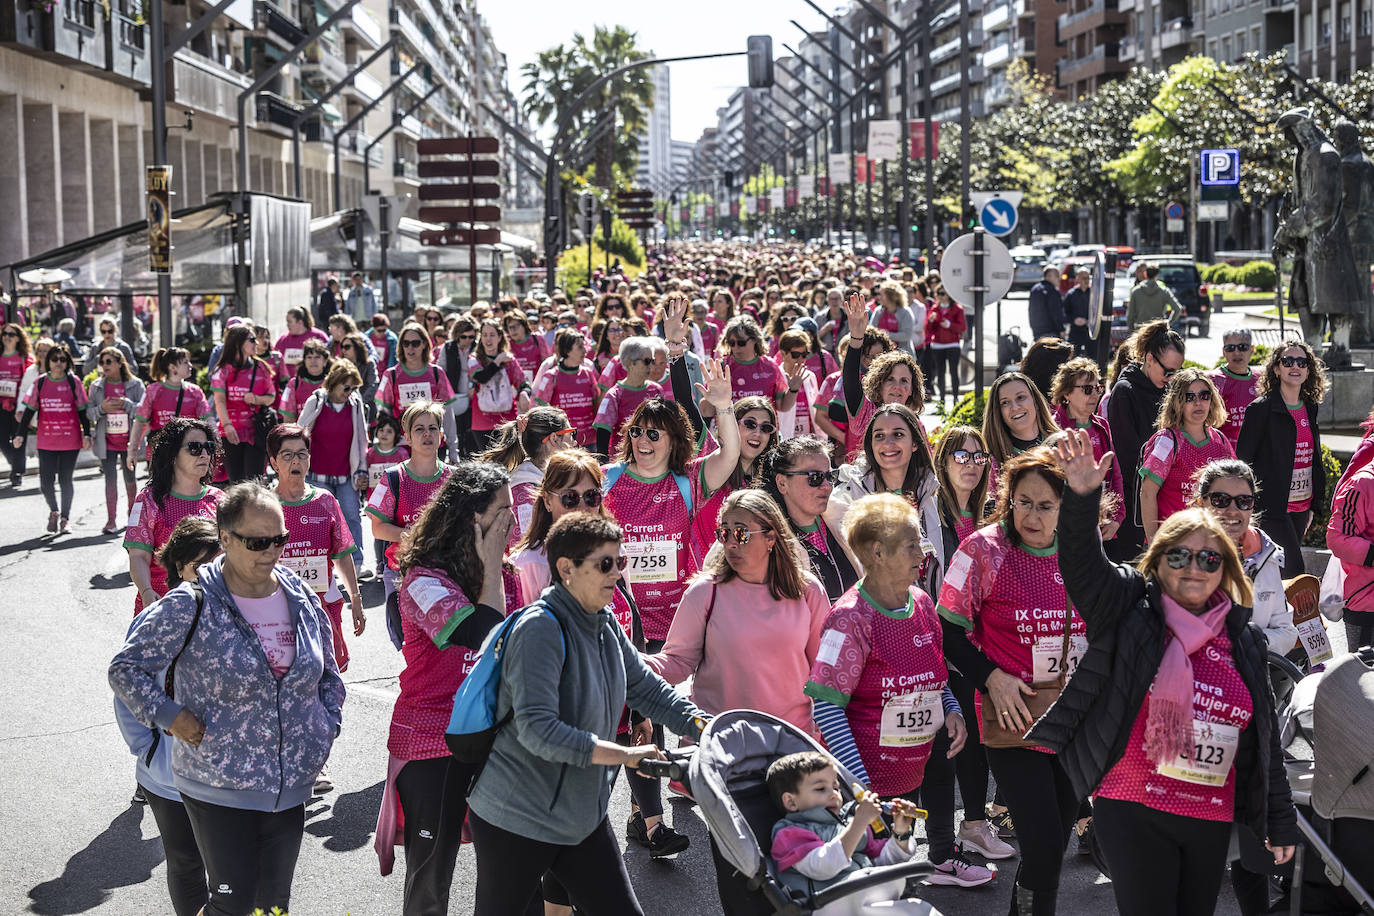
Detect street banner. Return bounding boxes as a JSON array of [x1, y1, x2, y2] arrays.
[[758, 196, 770, 214], [769, 187, 784, 208], [828, 153, 850, 184], [146, 165, 172, 274], [730, 201, 740, 217], [785, 188, 797, 207], [681, 206, 690, 222], [695, 203, 705, 219], [818, 177, 830, 196], [910, 120, 940, 159], [855, 154, 869, 183], [706, 204, 715, 218], [868, 120, 901, 161], [743, 195, 755, 213], [798, 175, 816, 199]]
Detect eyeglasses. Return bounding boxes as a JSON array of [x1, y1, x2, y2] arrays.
[[583, 554, 628, 574], [401, 338, 425, 348], [230, 531, 290, 551], [639, 357, 656, 367], [1012, 499, 1060, 517], [951, 449, 990, 466], [785, 350, 808, 360], [627, 426, 663, 443], [1205, 492, 1255, 510], [50, 354, 69, 362], [1182, 388, 1213, 404], [1073, 383, 1102, 396], [340, 385, 357, 394], [3, 330, 19, 338], [99, 358, 119, 366], [558, 488, 603, 510], [543, 427, 576, 444], [780, 468, 840, 488], [741, 417, 777, 435], [715, 525, 771, 545], [182, 440, 217, 457], [1164, 546, 1223, 573], [276, 449, 310, 463], [726, 338, 750, 348], [1280, 356, 1311, 368], [1223, 343, 1252, 353]]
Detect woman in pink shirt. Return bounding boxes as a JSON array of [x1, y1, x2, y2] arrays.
[[274, 306, 328, 380], [211, 325, 278, 482], [644, 488, 830, 734], [0, 322, 33, 486], [1139, 370, 1234, 542], [14, 344, 90, 533]]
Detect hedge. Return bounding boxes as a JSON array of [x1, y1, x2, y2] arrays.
[[1199, 260, 1276, 291]]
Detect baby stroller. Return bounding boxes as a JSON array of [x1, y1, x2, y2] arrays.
[[670, 709, 942, 916], [1277, 646, 1374, 914]]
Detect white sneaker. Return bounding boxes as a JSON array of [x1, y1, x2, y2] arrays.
[[313, 762, 333, 794], [957, 821, 1016, 860], [927, 852, 997, 887]]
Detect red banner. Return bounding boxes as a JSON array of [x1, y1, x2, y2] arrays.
[[730, 201, 740, 217], [785, 188, 798, 206], [910, 120, 940, 159], [818, 177, 830, 197], [706, 204, 715, 218], [758, 198, 770, 214], [680, 207, 690, 221]]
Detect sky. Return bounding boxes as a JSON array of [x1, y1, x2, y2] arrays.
[[477, 0, 838, 144]]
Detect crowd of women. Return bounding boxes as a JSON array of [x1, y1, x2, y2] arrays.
[[66, 240, 1370, 915]]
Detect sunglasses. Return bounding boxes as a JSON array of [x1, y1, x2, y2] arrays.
[[627, 426, 663, 442], [1164, 546, 1223, 573], [715, 525, 771, 545], [50, 354, 69, 362], [741, 417, 776, 435], [340, 385, 357, 394], [558, 488, 603, 510], [1073, 383, 1101, 396], [231, 531, 290, 551], [1223, 343, 1252, 353], [780, 468, 840, 487], [1205, 491, 1255, 510], [401, 338, 425, 348], [3, 330, 19, 338], [1280, 356, 1310, 368], [785, 350, 808, 360], [727, 338, 750, 347], [543, 427, 577, 444], [100, 358, 119, 366], [1183, 389, 1212, 403], [638, 357, 655, 367], [182, 440, 217, 457], [584, 554, 629, 574], [951, 449, 991, 466]]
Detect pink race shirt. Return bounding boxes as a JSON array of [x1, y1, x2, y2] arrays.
[[281, 375, 323, 420], [366, 460, 455, 569], [365, 444, 409, 495], [100, 380, 132, 453], [308, 402, 354, 477], [275, 329, 329, 378], [467, 357, 526, 431], [0, 353, 32, 411], [124, 486, 225, 613], [135, 382, 213, 457], [725, 354, 787, 404], [1206, 367, 1259, 448], [277, 485, 354, 596], [805, 584, 949, 795], [509, 336, 548, 380], [602, 457, 710, 641], [533, 363, 599, 447], [1096, 632, 1253, 821], [22, 374, 88, 451], [1139, 427, 1235, 524], [594, 381, 663, 457], [376, 364, 455, 418], [597, 357, 627, 391], [234, 587, 296, 677], [1289, 404, 1315, 512], [210, 362, 277, 444], [818, 371, 846, 442], [389, 567, 480, 760]]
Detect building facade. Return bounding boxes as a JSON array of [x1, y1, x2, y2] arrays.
[[634, 63, 672, 196]]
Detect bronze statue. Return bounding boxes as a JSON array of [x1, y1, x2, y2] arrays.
[[1334, 118, 1374, 303], [1274, 108, 1370, 363]]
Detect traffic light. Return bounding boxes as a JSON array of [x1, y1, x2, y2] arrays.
[[747, 36, 774, 89], [724, 170, 734, 192]]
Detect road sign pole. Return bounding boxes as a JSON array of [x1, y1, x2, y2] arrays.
[[380, 195, 390, 312], [974, 226, 985, 401]]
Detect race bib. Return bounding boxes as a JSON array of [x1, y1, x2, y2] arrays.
[[0, 379, 16, 398], [281, 554, 328, 592], [398, 382, 430, 405], [283, 348, 304, 366], [106, 412, 129, 435], [368, 464, 387, 489], [1294, 599, 1334, 666], [879, 691, 944, 747], [1289, 466, 1313, 503], [1156, 720, 1240, 786], [621, 539, 677, 584], [1031, 633, 1088, 682]]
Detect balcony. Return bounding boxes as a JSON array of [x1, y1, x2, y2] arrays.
[[1058, 0, 1130, 41], [929, 65, 984, 96], [983, 41, 1011, 66], [393, 156, 419, 183], [390, 6, 440, 67], [339, 4, 380, 47], [1057, 42, 1129, 83], [301, 40, 348, 86], [393, 111, 422, 138], [255, 91, 301, 133], [1118, 33, 1137, 58], [1159, 16, 1194, 48], [106, 7, 148, 84], [931, 28, 983, 63], [338, 128, 383, 166], [982, 1, 1012, 31], [170, 50, 254, 123], [1266, 0, 1295, 10], [343, 67, 382, 101], [257, 1, 306, 47], [985, 82, 1013, 106]]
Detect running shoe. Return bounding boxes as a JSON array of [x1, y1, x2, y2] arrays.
[[358, 568, 376, 581], [927, 851, 996, 887], [131, 785, 147, 806], [645, 822, 690, 858], [957, 821, 1016, 860], [626, 810, 650, 847], [1075, 818, 1095, 856], [313, 763, 333, 794], [667, 778, 695, 802], [46, 511, 57, 533], [58, 517, 70, 534], [986, 804, 1016, 839], [102, 522, 119, 535]]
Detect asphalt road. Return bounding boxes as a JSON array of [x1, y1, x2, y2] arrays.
[[0, 469, 1251, 916]]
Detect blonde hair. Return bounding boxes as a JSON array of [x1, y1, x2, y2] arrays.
[[400, 399, 445, 434], [323, 361, 362, 392], [699, 489, 810, 601], [1155, 369, 1226, 432], [1137, 507, 1253, 607], [843, 493, 921, 563]]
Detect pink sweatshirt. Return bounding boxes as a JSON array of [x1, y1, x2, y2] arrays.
[[644, 574, 831, 734]]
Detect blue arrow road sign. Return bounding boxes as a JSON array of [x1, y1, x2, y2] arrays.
[[980, 198, 1018, 237], [1200, 148, 1240, 185]]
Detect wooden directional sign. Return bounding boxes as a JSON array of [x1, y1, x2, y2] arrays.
[[418, 182, 501, 201], [418, 205, 502, 223], [420, 228, 502, 246], [625, 219, 656, 229], [418, 137, 499, 156], [418, 159, 500, 179]]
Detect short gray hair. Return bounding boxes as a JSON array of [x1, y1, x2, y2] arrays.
[[619, 336, 653, 364], [1222, 327, 1253, 344]]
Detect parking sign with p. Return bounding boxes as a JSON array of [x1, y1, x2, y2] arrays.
[[1200, 148, 1240, 186]]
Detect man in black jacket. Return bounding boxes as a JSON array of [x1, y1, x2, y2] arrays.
[[1028, 267, 1066, 341], [1062, 267, 1093, 355]]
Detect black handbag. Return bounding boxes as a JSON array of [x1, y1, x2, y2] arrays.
[[248, 362, 281, 444]]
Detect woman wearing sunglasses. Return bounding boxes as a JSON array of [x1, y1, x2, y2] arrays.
[[377, 462, 512, 916], [1138, 370, 1234, 543], [759, 436, 858, 602], [1205, 328, 1260, 449], [1029, 430, 1297, 916], [110, 480, 344, 916], [687, 394, 779, 565], [279, 340, 333, 422], [126, 418, 224, 614], [718, 315, 800, 415], [805, 493, 990, 889], [338, 332, 379, 421], [645, 488, 830, 735], [1106, 320, 1186, 561], [88, 347, 145, 534], [297, 361, 371, 580], [532, 328, 599, 449], [14, 344, 90, 534], [1236, 340, 1327, 578], [838, 294, 927, 463], [478, 406, 573, 550], [375, 323, 457, 439], [211, 325, 278, 483], [0, 323, 33, 487], [776, 329, 822, 440], [130, 348, 214, 469], [1049, 358, 1124, 540]]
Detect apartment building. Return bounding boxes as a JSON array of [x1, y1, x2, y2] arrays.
[[1294, 0, 1371, 79], [1120, 0, 1199, 69], [984, 0, 1066, 107], [1056, 0, 1131, 99], [634, 64, 672, 196]]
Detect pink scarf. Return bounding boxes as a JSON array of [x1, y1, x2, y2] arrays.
[[1143, 591, 1232, 766]]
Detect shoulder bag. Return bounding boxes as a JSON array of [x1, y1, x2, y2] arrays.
[[980, 601, 1075, 750]]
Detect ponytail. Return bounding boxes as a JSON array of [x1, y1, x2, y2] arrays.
[[150, 346, 189, 382], [1129, 320, 1184, 365], [476, 405, 571, 471], [477, 420, 525, 471]]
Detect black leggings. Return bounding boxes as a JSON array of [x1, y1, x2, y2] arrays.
[[180, 795, 304, 916], [931, 346, 961, 400], [984, 747, 1079, 914], [222, 439, 267, 483], [1093, 797, 1231, 916], [950, 672, 991, 822], [905, 723, 958, 863], [37, 448, 78, 517], [1346, 610, 1374, 653], [1261, 508, 1311, 579], [395, 756, 477, 916], [143, 787, 209, 916], [0, 410, 25, 480], [470, 812, 644, 915]]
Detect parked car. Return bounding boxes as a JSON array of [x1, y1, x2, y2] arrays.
[[1126, 256, 1209, 336], [1009, 245, 1048, 288]]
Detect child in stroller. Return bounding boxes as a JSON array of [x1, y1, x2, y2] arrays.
[[768, 751, 928, 910]]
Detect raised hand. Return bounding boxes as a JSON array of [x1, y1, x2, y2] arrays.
[[784, 359, 807, 392], [844, 292, 869, 342], [662, 295, 688, 346], [1053, 427, 1114, 496], [695, 358, 734, 411]]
